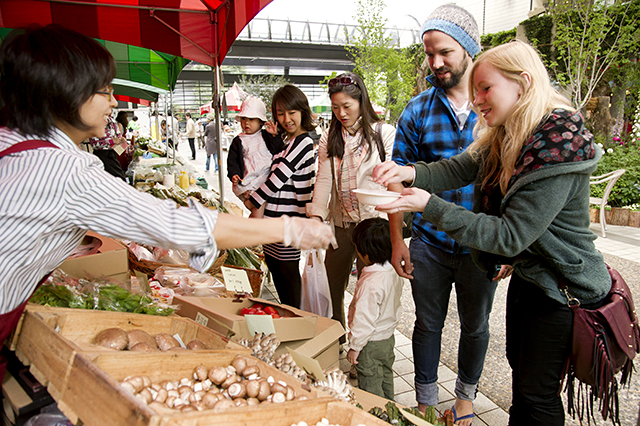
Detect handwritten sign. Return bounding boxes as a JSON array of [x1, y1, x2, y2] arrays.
[[245, 314, 276, 336], [221, 266, 253, 294], [289, 348, 326, 382]]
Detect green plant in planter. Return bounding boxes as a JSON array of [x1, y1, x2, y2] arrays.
[[592, 134, 640, 207]]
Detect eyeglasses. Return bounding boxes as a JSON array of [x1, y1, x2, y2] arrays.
[[96, 86, 114, 101], [328, 75, 357, 88]]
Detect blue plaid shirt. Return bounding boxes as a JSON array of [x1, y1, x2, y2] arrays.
[[392, 75, 477, 254]]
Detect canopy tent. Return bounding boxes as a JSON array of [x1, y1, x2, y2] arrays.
[[310, 93, 331, 114], [0, 0, 273, 202]]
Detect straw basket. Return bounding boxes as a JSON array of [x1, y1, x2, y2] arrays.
[[127, 248, 227, 278]]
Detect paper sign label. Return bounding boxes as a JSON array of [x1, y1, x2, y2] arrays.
[[194, 312, 209, 327], [289, 348, 326, 382], [113, 144, 125, 155], [245, 314, 275, 336], [221, 266, 253, 294]]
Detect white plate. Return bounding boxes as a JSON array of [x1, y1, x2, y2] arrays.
[[353, 188, 401, 206]]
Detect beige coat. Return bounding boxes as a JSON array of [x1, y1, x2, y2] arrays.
[[306, 122, 396, 229]]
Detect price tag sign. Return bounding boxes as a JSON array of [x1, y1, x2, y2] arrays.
[[289, 348, 326, 382], [245, 314, 276, 336], [221, 266, 252, 294]]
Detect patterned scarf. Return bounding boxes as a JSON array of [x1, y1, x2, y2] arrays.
[[481, 109, 595, 216], [338, 118, 365, 223]]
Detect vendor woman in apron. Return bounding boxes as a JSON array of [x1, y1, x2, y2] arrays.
[[0, 25, 333, 383]]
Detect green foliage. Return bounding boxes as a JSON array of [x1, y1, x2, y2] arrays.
[[592, 134, 640, 207], [346, 0, 419, 123], [520, 14, 555, 71], [550, 0, 639, 110], [237, 74, 291, 120], [481, 28, 517, 49]]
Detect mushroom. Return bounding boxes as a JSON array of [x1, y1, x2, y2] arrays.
[[245, 380, 260, 399], [94, 328, 129, 350], [227, 382, 246, 399], [186, 340, 210, 350], [208, 366, 228, 385], [231, 356, 247, 376], [155, 333, 181, 351], [257, 380, 271, 401], [212, 398, 235, 411]]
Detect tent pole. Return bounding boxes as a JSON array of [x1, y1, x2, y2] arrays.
[[213, 63, 225, 204], [170, 90, 176, 165]]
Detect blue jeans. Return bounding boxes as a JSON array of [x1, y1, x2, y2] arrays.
[[410, 238, 497, 406], [205, 153, 218, 171]]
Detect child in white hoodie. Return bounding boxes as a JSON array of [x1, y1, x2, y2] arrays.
[[347, 217, 403, 400]]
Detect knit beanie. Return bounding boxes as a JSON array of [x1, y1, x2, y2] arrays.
[[421, 4, 481, 58]]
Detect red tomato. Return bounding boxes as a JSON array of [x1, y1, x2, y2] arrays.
[[251, 303, 264, 310], [240, 307, 252, 316], [270, 313, 281, 319], [263, 306, 278, 315]]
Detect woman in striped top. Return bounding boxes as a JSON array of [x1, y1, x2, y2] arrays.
[[245, 85, 317, 308], [0, 26, 332, 382]]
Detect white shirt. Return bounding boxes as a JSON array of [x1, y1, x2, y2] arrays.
[[347, 261, 403, 352], [0, 127, 219, 313]]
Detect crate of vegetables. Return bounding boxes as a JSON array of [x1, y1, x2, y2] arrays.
[[12, 305, 248, 400], [57, 352, 327, 426]]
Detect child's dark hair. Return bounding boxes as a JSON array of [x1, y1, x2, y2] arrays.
[[351, 218, 392, 265], [271, 84, 316, 134]]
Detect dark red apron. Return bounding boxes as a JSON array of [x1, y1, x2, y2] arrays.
[[0, 139, 57, 383]]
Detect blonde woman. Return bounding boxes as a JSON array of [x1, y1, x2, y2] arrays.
[[373, 41, 610, 425]]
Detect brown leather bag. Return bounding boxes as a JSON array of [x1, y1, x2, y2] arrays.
[[561, 265, 640, 425]]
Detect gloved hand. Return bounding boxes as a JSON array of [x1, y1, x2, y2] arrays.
[[283, 216, 335, 249]]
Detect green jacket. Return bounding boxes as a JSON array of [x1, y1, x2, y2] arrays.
[[413, 145, 609, 305]]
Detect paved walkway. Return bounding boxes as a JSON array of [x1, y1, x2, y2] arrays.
[[177, 141, 640, 425]]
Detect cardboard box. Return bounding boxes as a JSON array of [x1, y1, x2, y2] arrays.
[[276, 315, 344, 370], [58, 231, 129, 281], [174, 296, 318, 342]]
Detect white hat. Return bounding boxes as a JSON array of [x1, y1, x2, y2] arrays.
[[236, 96, 267, 122]]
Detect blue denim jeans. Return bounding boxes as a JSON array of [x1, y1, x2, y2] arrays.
[[205, 153, 218, 171], [410, 238, 497, 406]]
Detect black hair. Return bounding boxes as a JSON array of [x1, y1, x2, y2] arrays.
[[351, 218, 392, 265], [271, 84, 316, 135], [0, 24, 116, 137], [185, 113, 191, 118], [327, 72, 381, 160], [115, 111, 128, 131]]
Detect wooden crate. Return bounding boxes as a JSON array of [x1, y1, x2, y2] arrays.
[[158, 399, 391, 426], [59, 351, 324, 426], [12, 305, 248, 399]]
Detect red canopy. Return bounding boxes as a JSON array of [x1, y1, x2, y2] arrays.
[[0, 0, 272, 66]]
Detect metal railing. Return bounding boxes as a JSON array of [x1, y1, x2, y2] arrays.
[[237, 17, 422, 48]]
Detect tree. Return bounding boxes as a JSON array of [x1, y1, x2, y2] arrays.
[[346, 0, 419, 123], [550, 0, 639, 111], [237, 74, 291, 120]]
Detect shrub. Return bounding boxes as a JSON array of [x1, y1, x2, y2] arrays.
[[591, 133, 640, 207]]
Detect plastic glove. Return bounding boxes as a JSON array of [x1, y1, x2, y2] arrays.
[[283, 216, 335, 249]]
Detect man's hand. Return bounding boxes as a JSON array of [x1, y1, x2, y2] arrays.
[[391, 240, 414, 279], [347, 349, 359, 365], [231, 175, 242, 184], [494, 265, 514, 281]]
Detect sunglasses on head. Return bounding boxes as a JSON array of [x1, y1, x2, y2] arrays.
[[328, 75, 357, 88]]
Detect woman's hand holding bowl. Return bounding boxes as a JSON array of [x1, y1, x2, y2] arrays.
[[375, 187, 431, 214]]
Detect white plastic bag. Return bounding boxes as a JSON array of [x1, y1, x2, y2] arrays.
[[301, 249, 333, 318]]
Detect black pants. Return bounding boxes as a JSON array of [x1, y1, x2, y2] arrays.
[[188, 138, 196, 160], [93, 149, 126, 180], [264, 254, 301, 308]]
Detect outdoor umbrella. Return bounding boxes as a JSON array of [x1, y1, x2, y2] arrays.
[[0, 0, 273, 202]]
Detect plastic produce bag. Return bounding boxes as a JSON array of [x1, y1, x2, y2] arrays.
[[301, 249, 332, 318]]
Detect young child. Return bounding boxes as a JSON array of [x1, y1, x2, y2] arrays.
[[347, 217, 403, 400], [227, 96, 283, 204], [244, 85, 317, 309]]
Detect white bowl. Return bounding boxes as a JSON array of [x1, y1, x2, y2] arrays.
[[353, 189, 401, 206]]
